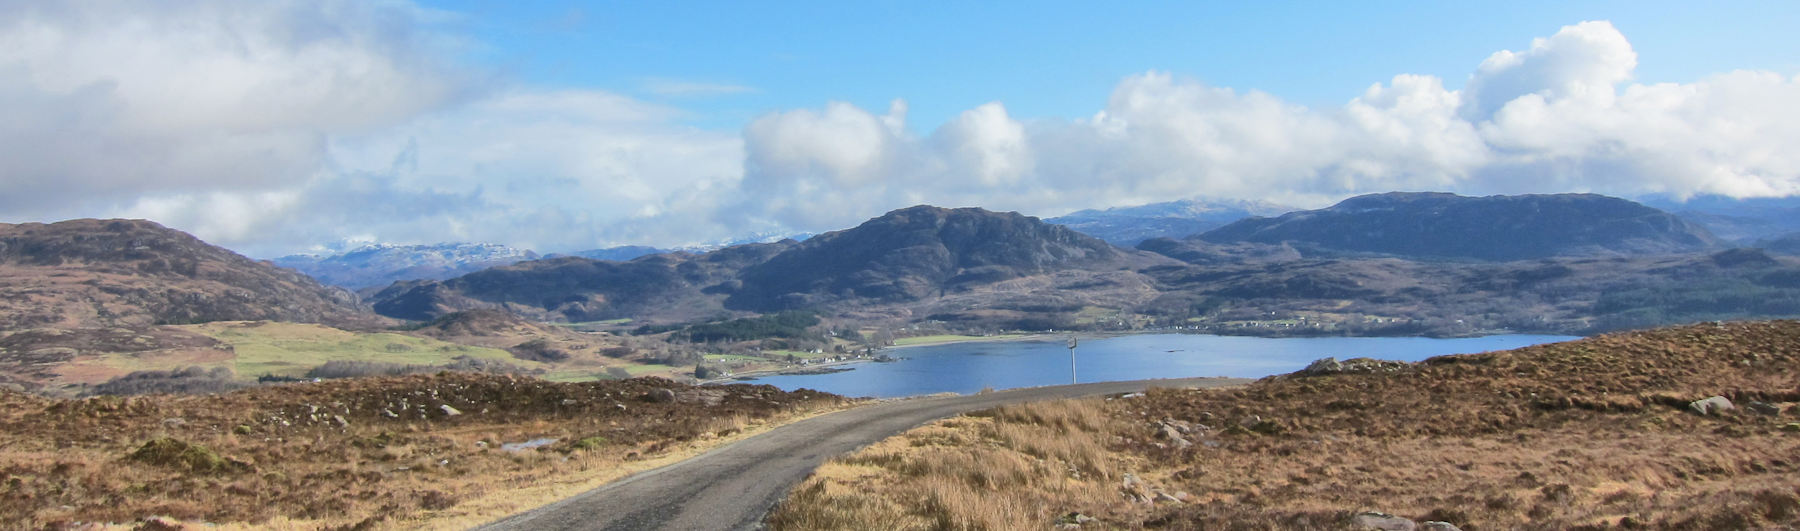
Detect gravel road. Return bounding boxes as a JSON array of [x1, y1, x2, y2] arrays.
[[478, 377, 1249, 531]]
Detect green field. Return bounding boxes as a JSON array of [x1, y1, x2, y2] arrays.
[[764, 349, 831, 359], [552, 318, 633, 327], [891, 334, 1026, 347], [176, 321, 527, 379], [624, 363, 675, 375]]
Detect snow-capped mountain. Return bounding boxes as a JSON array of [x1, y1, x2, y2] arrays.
[[274, 243, 540, 290]]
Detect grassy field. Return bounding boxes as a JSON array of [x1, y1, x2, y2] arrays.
[[175, 321, 526, 379], [890, 334, 1027, 347], [771, 320, 1800, 530], [765, 349, 832, 359]]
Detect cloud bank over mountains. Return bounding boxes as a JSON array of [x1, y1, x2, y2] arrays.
[[2, 2, 1797, 256]]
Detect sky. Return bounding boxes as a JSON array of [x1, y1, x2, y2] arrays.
[[1, 1, 1798, 257]]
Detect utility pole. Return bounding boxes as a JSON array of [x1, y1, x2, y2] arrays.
[[1067, 335, 1078, 384]]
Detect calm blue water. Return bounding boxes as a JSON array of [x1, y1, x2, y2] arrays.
[[738, 333, 1579, 398]]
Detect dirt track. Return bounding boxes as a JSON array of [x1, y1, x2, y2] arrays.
[[478, 377, 1249, 531]]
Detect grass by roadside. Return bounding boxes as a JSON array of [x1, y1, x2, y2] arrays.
[[770, 320, 1800, 530]]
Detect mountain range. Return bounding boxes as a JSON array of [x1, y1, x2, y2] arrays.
[[274, 242, 541, 291], [4, 192, 1798, 344], [362, 194, 1799, 336]]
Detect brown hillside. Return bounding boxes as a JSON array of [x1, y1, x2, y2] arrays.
[[773, 320, 1800, 530], [0, 373, 847, 528], [0, 219, 375, 329]]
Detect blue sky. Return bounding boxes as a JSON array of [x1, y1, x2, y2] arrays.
[[436, 1, 1799, 129], [1, 1, 1798, 256]]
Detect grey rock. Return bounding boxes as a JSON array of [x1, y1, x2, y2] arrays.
[[1689, 396, 1735, 416], [1421, 522, 1462, 531], [1351, 512, 1417, 531], [160, 417, 186, 428], [1158, 423, 1193, 448], [647, 388, 677, 403], [440, 404, 463, 416], [1153, 490, 1184, 504], [1302, 357, 1344, 374], [1746, 401, 1781, 416]]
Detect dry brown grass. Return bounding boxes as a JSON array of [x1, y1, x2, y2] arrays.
[[769, 320, 1800, 530], [0, 373, 851, 529], [768, 399, 1133, 530]]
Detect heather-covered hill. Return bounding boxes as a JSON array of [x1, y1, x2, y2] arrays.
[[725, 205, 1146, 311], [773, 320, 1800, 530], [0, 373, 847, 528], [0, 219, 372, 329], [370, 240, 798, 323], [1200, 192, 1720, 261]]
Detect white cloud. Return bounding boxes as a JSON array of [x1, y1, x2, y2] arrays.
[[725, 21, 1800, 234], [0, 0, 474, 223], [4, 10, 1799, 256]]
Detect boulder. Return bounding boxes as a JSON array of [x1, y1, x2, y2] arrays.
[[1746, 401, 1781, 416], [439, 404, 463, 416], [1157, 423, 1194, 449], [1421, 522, 1463, 531], [1351, 512, 1418, 531], [1689, 396, 1735, 416], [645, 388, 677, 403]]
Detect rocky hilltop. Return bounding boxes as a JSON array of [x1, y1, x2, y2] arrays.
[[1201, 192, 1720, 261], [0, 219, 371, 329], [725, 206, 1138, 311]]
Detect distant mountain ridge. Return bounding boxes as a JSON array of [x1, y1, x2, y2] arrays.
[[275, 242, 539, 291], [725, 205, 1138, 310], [1047, 198, 1294, 245], [1199, 192, 1720, 261], [0, 219, 372, 329], [368, 205, 1162, 322], [1639, 195, 1800, 243], [555, 246, 666, 262]]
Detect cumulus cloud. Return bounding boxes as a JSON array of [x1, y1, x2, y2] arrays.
[[0, 0, 745, 256], [727, 21, 1800, 234], [0, 0, 473, 217]]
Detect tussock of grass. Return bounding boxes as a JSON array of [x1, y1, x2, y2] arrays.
[[770, 398, 1126, 530]]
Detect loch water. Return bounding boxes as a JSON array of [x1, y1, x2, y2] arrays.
[[736, 333, 1580, 398]]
